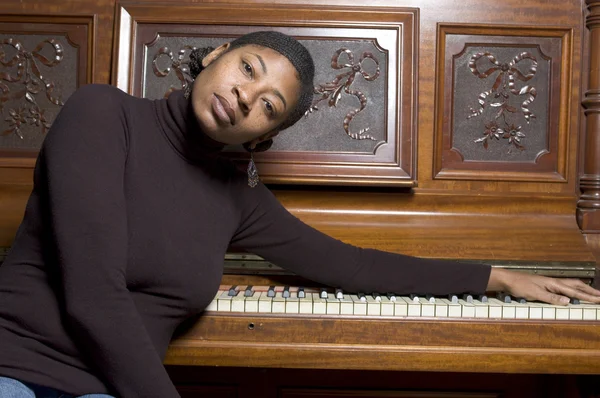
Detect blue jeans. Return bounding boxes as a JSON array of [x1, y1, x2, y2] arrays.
[[0, 376, 115, 398]]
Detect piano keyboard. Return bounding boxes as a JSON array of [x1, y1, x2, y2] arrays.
[[205, 285, 600, 321]]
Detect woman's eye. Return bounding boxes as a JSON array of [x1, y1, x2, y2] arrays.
[[242, 61, 253, 75], [264, 100, 274, 115]]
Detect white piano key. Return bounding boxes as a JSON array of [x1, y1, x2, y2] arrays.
[[258, 291, 273, 313], [445, 298, 462, 318], [473, 300, 489, 318], [569, 304, 584, 321], [244, 291, 259, 312], [311, 292, 327, 315], [285, 295, 300, 314], [434, 298, 449, 317], [458, 299, 475, 318], [272, 292, 286, 314], [580, 302, 598, 320], [487, 298, 502, 319], [528, 303, 543, 320], [366, 295, 381, 316], [326, 293, 341, 315], [418, 298, 435, 317], [217, 291, 233, 312], [231, 291, 246, 312], [299, 293, 313, 314], [393, 297, 408, 317], [350, 294, 367, 316], [514, 301, 529, 319], [403, 297, 421, 317], [541, 304, 557, 320], [205, 291, 221, 311], [339, 296, 354, 315], [556, 305, 570, 320], [380, 296, 394, 316], [499, 299, 517, 319]]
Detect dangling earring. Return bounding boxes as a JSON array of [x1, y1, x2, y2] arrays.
[[247, 150, 259, 188], [184, 81, 193, 99]]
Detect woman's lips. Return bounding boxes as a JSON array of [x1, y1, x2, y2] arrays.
[[212, 94, 236, 125]]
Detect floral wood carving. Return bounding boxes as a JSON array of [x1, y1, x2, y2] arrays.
[[306, 48, 380, 141], [466, 51, 538, 151], [152, 45, 196, 98], [0, 38, 65, 139]]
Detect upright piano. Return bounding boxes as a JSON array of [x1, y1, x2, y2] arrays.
[[1, 0, 600, 396]]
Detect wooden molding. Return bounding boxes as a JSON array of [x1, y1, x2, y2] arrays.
[[112, 2, 417, 186], [434, 24, 572, 182], [578, 0, 600, 233]]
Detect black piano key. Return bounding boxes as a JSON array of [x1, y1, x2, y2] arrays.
[[297, 287, 305, 299], [357, 292, 366, 302], [517, 298, 527, 304], [448, 294, 459, 304], [244, 286, 254, 297], [282, 286, 290, 298], [497, 293, 511, 303], [463, 294, 473, 303], [267, 286, 276, 298], [426, 294, 436, 303], [570, 298, 580, 305], [372, 292, 381, 301], [386, 293, 397, 302], [320, 288, 328, 299], [335, 289, 344, 299], [478, 295, 488, 303], [228, 285, 238, 297]]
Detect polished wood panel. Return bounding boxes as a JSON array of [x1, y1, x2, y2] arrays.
[[166, 313, 600, 375]]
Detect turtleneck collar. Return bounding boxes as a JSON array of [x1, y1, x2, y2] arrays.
[[155, 89, 226, 162]]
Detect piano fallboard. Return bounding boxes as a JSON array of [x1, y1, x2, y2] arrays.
[[166, 313, 600, 375]]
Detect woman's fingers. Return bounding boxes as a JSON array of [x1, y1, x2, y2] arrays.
[[548, 280, 600, 304], [561, 279, 600, 297], [533, 289, 570, 306]]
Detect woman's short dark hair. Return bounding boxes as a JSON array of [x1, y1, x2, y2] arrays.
[[189, 31, 315, 137]]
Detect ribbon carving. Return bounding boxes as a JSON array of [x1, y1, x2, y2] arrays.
[[467, 51, 538, 151], [1, 38, 65, 139], [306, 48, 380, 141], [152, 45, 197, 98]]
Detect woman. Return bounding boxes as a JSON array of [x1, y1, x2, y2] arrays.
[[0, 31, 598, 398]]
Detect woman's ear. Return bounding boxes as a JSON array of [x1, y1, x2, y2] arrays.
[[245, 130, 279, 153], [202, 43, 231, 68]]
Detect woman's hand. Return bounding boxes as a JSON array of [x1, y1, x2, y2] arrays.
[[487, 268, 600, 305]]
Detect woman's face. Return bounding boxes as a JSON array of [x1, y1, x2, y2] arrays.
[[191, 44, 301, 146]]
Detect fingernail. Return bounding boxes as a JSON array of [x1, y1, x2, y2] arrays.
[[560, 297, 570, 305]]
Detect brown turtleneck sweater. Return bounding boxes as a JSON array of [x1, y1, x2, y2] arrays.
[[0, 84, 491, 397]]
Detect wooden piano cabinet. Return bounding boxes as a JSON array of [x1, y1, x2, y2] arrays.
[[166, 366, 598, 398], [578, 0, 600, 233]]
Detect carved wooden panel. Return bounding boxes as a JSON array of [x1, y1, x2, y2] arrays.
[[280, 389, 500, 398], [114, 3, 416, 186], [0, 16, 93, 167], [434, 25, 572, 182]]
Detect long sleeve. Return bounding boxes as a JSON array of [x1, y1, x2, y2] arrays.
[[37, 85, 179, 397], [231, 184, 491, 295]]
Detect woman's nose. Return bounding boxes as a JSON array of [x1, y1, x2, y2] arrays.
[[234, 83, 258, 114]]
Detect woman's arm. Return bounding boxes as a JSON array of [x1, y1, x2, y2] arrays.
[[39, 85, 179, 397], [231, 184, 490, 296], [232, 184, 600, 304]]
